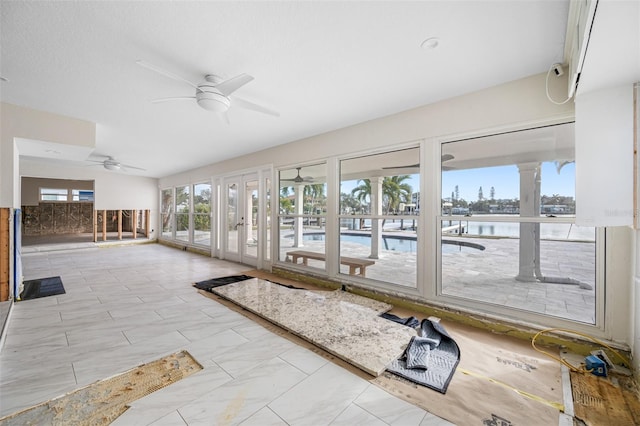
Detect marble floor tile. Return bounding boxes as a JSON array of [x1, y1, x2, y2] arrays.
[[178, 357, 307, 426], [329, 404, 387, 426], [0, 364, 77, 417], [278, 346, 328, 375], [147, 410, 187, 426], [112, 362, 232, 426], [211, 331, 297, 378], [354, 384, 429, 425], [72, 330, 190, 385], [268, 362, 369, 425], [182, 329, 250, 361], [238, 407, 288, 425]]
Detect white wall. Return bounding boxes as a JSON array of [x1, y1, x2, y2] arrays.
[[21, 177, 94, 206], [1, 103, 96, 208], [575, 85, 634, 227]]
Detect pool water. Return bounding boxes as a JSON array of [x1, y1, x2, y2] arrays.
[[302, 233, 482, 254]]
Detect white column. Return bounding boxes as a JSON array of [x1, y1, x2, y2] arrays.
[[370, 177, 383, 259], [516, 163, 540, 282], [293, 184, 304, 247]]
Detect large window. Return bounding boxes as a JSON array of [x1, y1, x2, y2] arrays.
[[40, 188, 94, 202], [439, 123, 598, 324], [340, 147, 420, 287], [193, 183, 211, 247], [278, 164, 327, 271]]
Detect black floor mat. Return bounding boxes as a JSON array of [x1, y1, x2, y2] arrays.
[[194, 274, 304, 292], [194, 275, 254, 290], [20, 276, 65, 300]]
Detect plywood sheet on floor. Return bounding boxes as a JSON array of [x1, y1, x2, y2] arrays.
[[211, 278, 416, 376], [571, 370, 640, 426], [374, 320, 564, 426]]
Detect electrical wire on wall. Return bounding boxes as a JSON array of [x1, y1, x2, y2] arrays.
[[545, 63, 573, 105], [531, 327, 632, 373]]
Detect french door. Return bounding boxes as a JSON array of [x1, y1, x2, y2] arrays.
[[221, 171, 269, 267]]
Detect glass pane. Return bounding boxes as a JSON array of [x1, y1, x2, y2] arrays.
[[338, 219, 417, 287], [227, 183, 238, 253], [72, 190, 94, 201], [175, 186, 190, 241], [175, 213, 189, 241], [176, 185, 190, 213], [440, 220, 596, 324], [161, 189, 173, 239], [338, 148, 420, 288], [441, 123, 575, 217], [40, 188, 68, 201], [265, 177, 271, 261], [278, 163, 327, 269], [194, 183, 211, 246], [340, 148, 420, 216], [439, 123, 596, 324], [245, 180, 259, 258]]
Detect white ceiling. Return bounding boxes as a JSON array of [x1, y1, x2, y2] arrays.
[[0, 1, 570, 178]]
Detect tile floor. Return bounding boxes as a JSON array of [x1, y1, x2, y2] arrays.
[[1, 243, 452, 425]]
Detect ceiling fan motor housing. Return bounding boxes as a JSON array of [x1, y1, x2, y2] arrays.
[[196, 80, 231, 112]]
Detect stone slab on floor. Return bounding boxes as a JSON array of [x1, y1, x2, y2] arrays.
[[212, 278, 416, 376]]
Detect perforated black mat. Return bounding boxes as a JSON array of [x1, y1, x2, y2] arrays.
[[20, 276, 65, 300]]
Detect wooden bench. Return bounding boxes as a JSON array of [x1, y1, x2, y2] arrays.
[[287, 250, 375, 277]]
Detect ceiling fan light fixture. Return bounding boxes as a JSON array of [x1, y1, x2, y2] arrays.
[[104, 160, 121, 171], [196, 91, 231, 112]]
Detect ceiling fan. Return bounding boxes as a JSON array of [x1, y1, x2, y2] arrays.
[[136, 60, 279, 121], [383, 154, 455, 170], [86, 156, 146, 172], [281, 167, 315, 183]]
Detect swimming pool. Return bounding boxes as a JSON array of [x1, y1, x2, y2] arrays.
[[301, 233, 484, 253]]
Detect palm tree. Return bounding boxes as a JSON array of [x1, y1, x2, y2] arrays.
[[382, 175, 412, 214], [351, 180, 372, 213]]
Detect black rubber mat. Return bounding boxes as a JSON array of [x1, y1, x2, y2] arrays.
[[20, 276, 65, 300], [194, 275, 304, 292], [387, 318, 460, 394], [193, 275, 254, 290]]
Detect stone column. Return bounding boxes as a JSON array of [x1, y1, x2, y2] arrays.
[[370, 177, 383, 259], [516, 163, 541, 282], [293, 184, 305, 247]]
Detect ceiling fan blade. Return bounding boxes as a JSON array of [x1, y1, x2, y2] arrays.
[[215, 74, 254, 96], [382, 154, 454, 170], [233, 96, 280, 117], [216, 111, 230, 125], [136, 60, 201, 91], [120, 163, 146, 171], [382, 164, 419, 170], [151, 96, 196, 103]]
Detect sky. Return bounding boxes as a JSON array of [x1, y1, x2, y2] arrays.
[[442, 162, 575, 201], [340, 161, 575, 201]]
